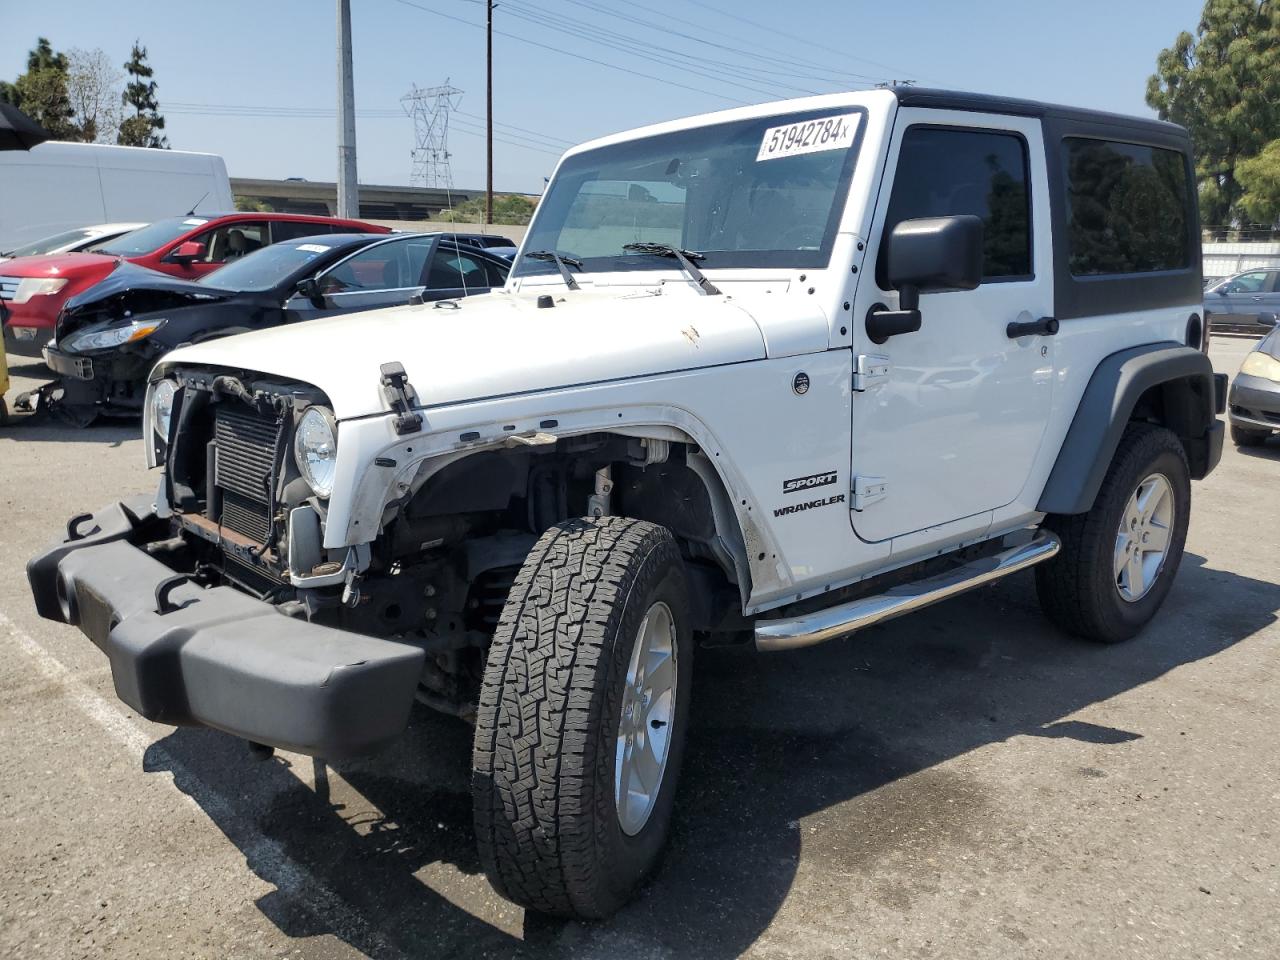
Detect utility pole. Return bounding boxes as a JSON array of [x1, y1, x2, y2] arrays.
[[336, 0, 359, 219], [486, 0, 494, 225]]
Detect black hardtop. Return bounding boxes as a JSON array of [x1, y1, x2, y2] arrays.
[[893, 88, 1189, 146]]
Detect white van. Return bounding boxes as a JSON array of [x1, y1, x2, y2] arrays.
[[0, 142, 233, 252]]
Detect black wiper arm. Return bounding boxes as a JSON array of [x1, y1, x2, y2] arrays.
[[524, 250, 583, 290], [622, 242, 721, 295]]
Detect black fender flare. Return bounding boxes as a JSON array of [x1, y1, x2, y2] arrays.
[[1037, 342, 1221, 515]]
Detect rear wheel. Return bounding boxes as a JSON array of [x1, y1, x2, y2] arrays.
[[472, 516, 691, 919], [1036, 423, 1190, 643], [1230, 423, 1270, 447]]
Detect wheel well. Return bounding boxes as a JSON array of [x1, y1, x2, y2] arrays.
[[380, 432, 751, 626], [1038, 343, 1217, 516]]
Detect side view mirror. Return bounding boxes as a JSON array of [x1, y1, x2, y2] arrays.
[[1216, 286, 1230, 296], [1259, 313, 1277, 328], [295, 276, 325, 307], [165, 241, 206, 264], [867, 215, 984, 344]]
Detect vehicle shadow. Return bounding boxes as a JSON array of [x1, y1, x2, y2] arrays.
[[1234, 436, 1280, 459], [142, 551, 1279, 959], [0, 414, 140, 445]]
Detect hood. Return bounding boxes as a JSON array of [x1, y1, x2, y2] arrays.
[[62, 261, 231, 317], [158, 288, 778, 420], [0, 251, 120, 279]]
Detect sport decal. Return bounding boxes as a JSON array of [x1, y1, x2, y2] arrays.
[[782, 470, 837, 495]]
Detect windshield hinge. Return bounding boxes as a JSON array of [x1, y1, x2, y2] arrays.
[[851, 475, 888, 511], [379, 362, 423, 436], [852, 354, 891, 392]]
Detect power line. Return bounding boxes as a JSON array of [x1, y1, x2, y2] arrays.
[[167, 100, 574, 147], [164, 102, 566, 157], [388, 0, 753, 106], [498, 0, 827, 100], [551, 0, 889, 87], [680, 0, 936, 84]]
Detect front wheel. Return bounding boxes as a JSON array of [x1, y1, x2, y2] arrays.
[[1036, 423, 1191, 643], [472, 517, 691, 919]]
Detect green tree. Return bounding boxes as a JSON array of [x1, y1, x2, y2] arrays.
[[117, 41, 167, 148], [0, 38, 77, 140], [1146, 0, 1280, 226], [1236, 137, 1280, 225]]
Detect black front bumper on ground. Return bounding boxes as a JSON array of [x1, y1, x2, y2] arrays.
[[27, 497, 426, 760], [1228, 373, 1280, 432]]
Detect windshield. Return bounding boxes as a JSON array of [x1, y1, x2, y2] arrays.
[[515, 107, 863, 279], [197, 239, 342, 292], [96, 218, 209, 257], [5, 228, 98, 258]]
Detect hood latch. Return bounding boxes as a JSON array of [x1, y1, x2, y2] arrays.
[[379, 362, 424, 436]]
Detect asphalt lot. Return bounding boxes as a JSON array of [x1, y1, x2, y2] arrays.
[[0, 338, 1276, 959]]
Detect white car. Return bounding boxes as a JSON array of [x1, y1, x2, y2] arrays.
[[29, 87, 1225, 919], [0, 222, 147, 262]]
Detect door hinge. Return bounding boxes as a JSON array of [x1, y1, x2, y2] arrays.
[[852, 475, 888, 511], [853, 354, 890, 392]]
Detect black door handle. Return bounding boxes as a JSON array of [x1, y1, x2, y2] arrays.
[[1007, 316, 1059, 338]]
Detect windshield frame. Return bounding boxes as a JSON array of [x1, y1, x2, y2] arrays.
[[515, 105, 868, 281]]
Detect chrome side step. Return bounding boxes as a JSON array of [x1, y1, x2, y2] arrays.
[[754, 532, 1061, 652]]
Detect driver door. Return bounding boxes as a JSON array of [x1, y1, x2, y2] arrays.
[[849, 111, 1055, 544]]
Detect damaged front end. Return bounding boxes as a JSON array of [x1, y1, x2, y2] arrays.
[[40, 266, 232, 420], [26, 369, 430, 758]]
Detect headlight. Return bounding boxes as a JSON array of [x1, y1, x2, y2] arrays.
[[12, 277, 67, 304], [294, 406, 338, 499], [63, 318, 165, 353], [151, 379, 177, 441], [1240, 351, 1280, 382]]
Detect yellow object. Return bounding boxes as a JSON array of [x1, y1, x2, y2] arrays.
[[0, 335, 9, 424]]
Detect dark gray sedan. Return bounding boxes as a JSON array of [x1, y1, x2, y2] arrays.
[[1228, 321, 1280, 446], [1205, 269, 1280, 334]]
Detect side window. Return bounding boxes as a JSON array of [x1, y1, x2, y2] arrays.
[[1224, 271, 1269, 294], [1063, 138, 1190, 275], [426, 248, 492, 290], [878, 126, 1032, 287], [321, 239, 430, 293], [192, 222, 269, 263]]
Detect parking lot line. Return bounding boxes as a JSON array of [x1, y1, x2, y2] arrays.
[[0, 609, 408, 960]]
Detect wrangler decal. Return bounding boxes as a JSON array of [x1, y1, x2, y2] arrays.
[[773, 493, 846, 518]]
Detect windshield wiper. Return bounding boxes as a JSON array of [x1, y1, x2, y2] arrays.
[[622, 242, 721, 295], [524, 250, 583, 290]]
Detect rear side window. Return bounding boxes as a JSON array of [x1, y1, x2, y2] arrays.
[[879, 126, 1032, 287], [1063, 138, 1190, 276]]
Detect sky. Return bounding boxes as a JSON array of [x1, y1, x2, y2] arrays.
[[1, 0, 1207, 194]]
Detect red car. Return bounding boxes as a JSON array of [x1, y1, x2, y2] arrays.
[[0, 212, 389, 342]]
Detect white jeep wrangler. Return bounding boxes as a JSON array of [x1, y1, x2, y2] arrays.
[[29, 88, 1225, 919]]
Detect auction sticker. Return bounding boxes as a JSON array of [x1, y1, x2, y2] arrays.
[[297, 243, 330, 253], [757, 113, 860, 161]]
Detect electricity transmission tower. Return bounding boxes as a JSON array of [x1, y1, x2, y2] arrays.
[[401, 81, 464, 190]]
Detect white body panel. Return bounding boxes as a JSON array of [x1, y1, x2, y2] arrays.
[[149, 88, 1203, 617], [849, 109, 1057, 543], [0, 142, 231, 251]]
